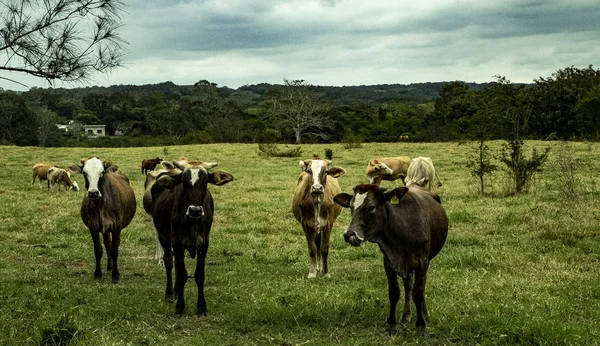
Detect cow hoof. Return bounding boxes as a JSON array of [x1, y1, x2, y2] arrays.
[[175, 313, 185, 319], [307, 272, 317, 279], [112, 277, 120, 284], [386, 325, 398, 336], [94, 272, 102, 280], [416, 327, 429, 338], [165, 294, 175, 302]]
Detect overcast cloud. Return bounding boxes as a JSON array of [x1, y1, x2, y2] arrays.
[[3, 0, 600, 91]]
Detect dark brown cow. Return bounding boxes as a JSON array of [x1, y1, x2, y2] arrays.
[[79, 157, 136, 283], [141, 157, 163, 175], [334, 185, 448, 336], [32, 163, 55, 189], [292, 159, 345, 278], [150, 159, 233, 316]]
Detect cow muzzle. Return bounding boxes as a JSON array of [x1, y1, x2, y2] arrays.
[[87, 189, 101, 199], [186, 205, 204, 219], [71, 182, 79, 191], [311, 184, 324, 194], [343, 230, 364, 247]]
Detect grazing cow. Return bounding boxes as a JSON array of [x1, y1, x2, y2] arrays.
[[405, 157, 439, 191], [400, 135, 409, 142], [366, 157, 411, 186], [142, 162, 182, 265], [79, 157, 136, 283], [32, 163, 55, 189], [334, 185, 448, 336], [150, 159, 233, 316], [141, 157, 163, 175], [292, 159, 346, 278], [48, 167, 79, 191]]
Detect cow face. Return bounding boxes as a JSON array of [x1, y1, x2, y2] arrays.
[[368, 160, 394, 183], [334, 185, 408, 246], [299, 159, 345, 203], [79, 157, 116, 199]]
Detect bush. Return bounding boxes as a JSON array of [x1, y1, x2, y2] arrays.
[[500, 139, 550, 194], [324, 148, 333, 160], [257, 144, 302, 158], [341, 133, 363, 149]]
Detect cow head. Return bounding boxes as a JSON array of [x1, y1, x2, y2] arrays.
[[299, 159, 345, 203], [334, 184, 408, 246], [79, 157, 118, 199], [367, 159, 394, 183], [155, 161, 233, 220]]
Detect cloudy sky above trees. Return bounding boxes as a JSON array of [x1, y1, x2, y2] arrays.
[[3, 0, 600, 90]]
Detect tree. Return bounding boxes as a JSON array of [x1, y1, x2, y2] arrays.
[[34, 107, 63, 147], [0, 0, 127, 88], [0, 92, 37, 145], [265, 79, 330, 144]]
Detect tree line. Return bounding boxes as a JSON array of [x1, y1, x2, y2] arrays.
[[1, 65, 599, 147]]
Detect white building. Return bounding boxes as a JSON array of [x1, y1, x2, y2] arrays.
[[84, 125, 106, 137]]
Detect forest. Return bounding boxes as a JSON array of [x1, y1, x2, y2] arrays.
[[0, 65, 599, 147]]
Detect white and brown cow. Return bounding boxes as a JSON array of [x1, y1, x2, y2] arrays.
[[292, 159, 345, 278], [32, 163, 55, 189], [48, 167, 79, 191], [366, 156, 411, 185], [79, 157, 136, 283]]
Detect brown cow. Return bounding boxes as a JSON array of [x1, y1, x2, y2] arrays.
[[150, 159, 233, 316], [79, 157, 136, 283], [366, 157, 411, 185], [405, 157, 438, 191], [141, 157, 163, 175], [334, 185, 448, 336], [32, 163, 55, 189], [48, 167, 79, 191], [292, 159, 345, 278]]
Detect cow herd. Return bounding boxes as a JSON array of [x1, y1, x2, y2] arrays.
[[30, 154, 447, 335]]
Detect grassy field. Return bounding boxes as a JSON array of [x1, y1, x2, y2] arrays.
[[0, 141, 599, 345]]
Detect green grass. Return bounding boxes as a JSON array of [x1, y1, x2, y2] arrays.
[[1, 141, 599, 345]]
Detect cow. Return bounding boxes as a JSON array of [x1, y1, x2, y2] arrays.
[[334, 184, 448, 336], [142, 161, 182, 265], [366, 157, 411, 186], [31, 163, 55, 189], [405, 157, 439, 191], [150, 159, 233, 316], [48, 167, 79, 191], [141, 157, 163, 175], [79, 157, 136, 283], [292, 159, 346, 278]]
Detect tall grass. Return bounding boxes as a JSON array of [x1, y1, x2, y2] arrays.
[[0, 141, 598, 345]]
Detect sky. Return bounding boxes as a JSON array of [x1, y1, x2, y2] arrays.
[[2, 0, 600, 91]]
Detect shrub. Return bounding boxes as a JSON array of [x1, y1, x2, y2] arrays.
[[257, 144, 302, 158], [500, 139, 550, 194], [324, 148, 333, 160], [342, 133, 363, 149]]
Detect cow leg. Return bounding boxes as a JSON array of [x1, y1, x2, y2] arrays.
[[102, 232, 113, 271], [315, 230, 322, 272], [195, 238, 209, 316], [413, 261, 429, 337], [155, 230, 164, 266], [173, 243, 188, 317], [110, 231, 121, 284], [320, 224, 331, 275], [401, 271, 414, 329], [90, 231, 103, 280], [303, 226, 318, 278], [384, 259, 400, 335], [163, 245, 174, 301]]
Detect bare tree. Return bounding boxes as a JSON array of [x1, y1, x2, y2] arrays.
[[0, 0, 127, 88], [267, 79, 330, 144]]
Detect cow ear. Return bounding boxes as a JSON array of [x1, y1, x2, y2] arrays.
[[327, 166, 346, 178], [155, 173, 182, 190], [105, 165, 119, 173], [369, 159, 379, 165], [68, 164, 80, 174], [299, 160, 309, 171], [161, 161, 175, 170], [334, 193, 353, 208], [384, 187, 408, 205], [209, 170, 233, 186]]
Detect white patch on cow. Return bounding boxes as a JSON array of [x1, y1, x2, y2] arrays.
[[83, 157, 104, 194], [189, 168, 201, 185], [72, 181, 79, 190], [379, 163, 394, 175], [310, 160, 325, 188], [353, 192, 367, 209]]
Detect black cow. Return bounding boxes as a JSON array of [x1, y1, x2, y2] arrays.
[[150, 159, 233, 316], [334, 184, 448, 336]]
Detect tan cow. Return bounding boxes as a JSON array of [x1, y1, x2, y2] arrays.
[[292, 159, 345, 278], [405, 157, 437, 191], [366, 156, 411, 185], [48, 167, 79, 191], [32, 163, 55, 189]]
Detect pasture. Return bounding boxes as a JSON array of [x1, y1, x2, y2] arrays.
[[0, 141, 599, 345]]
